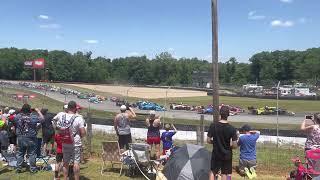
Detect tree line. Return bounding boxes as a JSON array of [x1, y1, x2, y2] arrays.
[[0, 47, 319, 86]]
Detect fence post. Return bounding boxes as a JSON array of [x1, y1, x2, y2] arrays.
[[196, 126, 201, 145], [86, 112, 92, 155], [200, 115, 204, 146]]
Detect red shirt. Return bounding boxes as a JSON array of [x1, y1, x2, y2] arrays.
[[54, 134, 63, 154]]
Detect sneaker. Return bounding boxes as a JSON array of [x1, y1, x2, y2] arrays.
[[250, 167, 257, 178], [16, 169, 22, 173], [244, 167, 254, 179]]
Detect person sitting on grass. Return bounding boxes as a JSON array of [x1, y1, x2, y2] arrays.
[[237, 124, 259, 179], [161, 124, 177, 156]]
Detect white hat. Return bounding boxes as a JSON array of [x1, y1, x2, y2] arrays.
[[63, 104, 68, 109], [8, 109, 15, 115], [149, 110, 156, 115], [120, 105, 127, 111]]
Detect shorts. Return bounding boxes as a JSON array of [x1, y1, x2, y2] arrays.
[[211, 157, 232, 175], [147, 136, 160, 145], [9, 136, 17, 145], [62, 144, 81, 164], [56, 153, 63, 163], [163, 148, 170, 155], [118, 134, 132, 150], [43, 134, 54, 144], [239, 159, 257, 172]]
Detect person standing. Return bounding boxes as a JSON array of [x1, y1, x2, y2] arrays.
[[114, 105, 136, 152], [55, 101, 86, 180], [41, 108, 55, 156], [301, 113, 320, 150], [207, 106, 238, 180], [14, 104, 44, 173], [146, 110, 161, 159]]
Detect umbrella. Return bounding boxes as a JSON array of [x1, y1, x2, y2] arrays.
[[163, 144, 211, 180]]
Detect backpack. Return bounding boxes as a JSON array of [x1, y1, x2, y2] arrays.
[[58, 114, 78, 144]]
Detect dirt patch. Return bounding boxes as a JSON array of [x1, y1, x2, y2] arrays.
[[65, 84, 207, 99]]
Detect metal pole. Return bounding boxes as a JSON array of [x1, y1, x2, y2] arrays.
[[164, 87, 170, 128], [211, 0, 220, 122], [276, 92, 279, 146], [33, 69, 36, 82]]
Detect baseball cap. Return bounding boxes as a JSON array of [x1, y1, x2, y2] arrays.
[[63, 104, 68, 109], [240, 124, 252, 132], [8, 109, 15, 115], [120, 105, 127, 111]]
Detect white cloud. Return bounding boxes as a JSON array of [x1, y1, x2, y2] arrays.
[[128, 52, 140, 56], [39, 24, 61, 29], [270, 20, 294, 27], [280, 0, 293, 3], [84, 40, 99, 44], [248, 11, 266, 20], [38, 15, 49, 20]]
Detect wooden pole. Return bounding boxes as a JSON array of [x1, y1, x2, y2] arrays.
[[86, 112, 92, 155], [200, 115, 204, 146], [211, 0, 220, 122], [33, 69, 36, 82]]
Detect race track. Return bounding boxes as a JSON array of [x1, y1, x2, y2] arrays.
[[3, 82, 304, 125]]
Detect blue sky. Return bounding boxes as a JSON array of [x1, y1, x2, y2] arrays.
[[0, 0, 319, 62]]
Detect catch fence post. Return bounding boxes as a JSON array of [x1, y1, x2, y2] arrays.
[[86, 112, 92, 156], [200, 115, 204, 146]]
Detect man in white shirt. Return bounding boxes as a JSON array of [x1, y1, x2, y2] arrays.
[[54, 101, 86, 180]]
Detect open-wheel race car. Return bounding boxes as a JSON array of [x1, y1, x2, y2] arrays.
[[137, 101, 165, 111], [198, 104, 244, 116], [248, 106, 295, 116], [88, 97, 101, 104], [169, 103, 192, 110]]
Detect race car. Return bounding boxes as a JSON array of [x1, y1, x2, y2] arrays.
[[248, 106, 295, 116], [169, 103, 192, 110], [137, 101, 165, 111], [88, 97, 100, 104], [77, 93, 90, 99], [110, 97, 119, 102]]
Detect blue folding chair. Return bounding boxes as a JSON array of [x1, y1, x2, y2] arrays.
[[36, 138, 50, 170]]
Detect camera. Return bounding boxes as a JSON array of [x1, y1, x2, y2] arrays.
[[305, 115, 313, 120]]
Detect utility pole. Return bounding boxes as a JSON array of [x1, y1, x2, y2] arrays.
[[212, 0, 219, 122]]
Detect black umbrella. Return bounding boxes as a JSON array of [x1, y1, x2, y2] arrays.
[[163, 144, 211, 180]]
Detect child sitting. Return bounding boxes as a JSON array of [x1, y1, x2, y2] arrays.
[[161, 124, 177, 155], [238, 124, 260, 179]]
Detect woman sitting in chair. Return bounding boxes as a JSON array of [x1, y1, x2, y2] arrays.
[[146, 110, 161, 160], [301, 113, 320, 151]]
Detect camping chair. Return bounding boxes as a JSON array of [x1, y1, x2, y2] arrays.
[[289, 149, 320, 180], [101, 141, 124, 176], [128, 143, 157, 179], [35, 138, 50, 170], [0, 149, 17, 170]]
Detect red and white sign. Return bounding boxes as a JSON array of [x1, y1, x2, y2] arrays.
[[33, 58, 45, 69]]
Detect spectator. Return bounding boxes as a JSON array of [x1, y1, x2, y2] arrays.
[[301, 113, 320, 150], [161, 124, 177, 155], [14, 104, 44, 173], [55, 101, 86, 180], [146, 110, 161, 159], [0, 119, 9, 151], [114, 105, 136, 152], [2, 107, 10, 119], [54, 132, 63, 180], [207, 106, 238, 180], [7, 109, 17, 152], [237, 124, 259, 179], [41, 108, 55, 156]]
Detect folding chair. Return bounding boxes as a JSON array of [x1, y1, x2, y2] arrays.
[[35, 138, 50, 170], [101, 141, 124, 176], [0, 150, 17, 170]]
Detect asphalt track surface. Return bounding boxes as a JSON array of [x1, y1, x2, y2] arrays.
[[42, 90, 306, 125], [4, 83, 304, 125]]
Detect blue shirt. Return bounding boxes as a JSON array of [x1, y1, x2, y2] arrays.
[[14, 113, 41, 138], [161, 131, 176, 149], [238, 133, 259, 160]]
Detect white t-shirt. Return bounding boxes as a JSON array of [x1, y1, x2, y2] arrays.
[[55, 112, 85, 147]]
